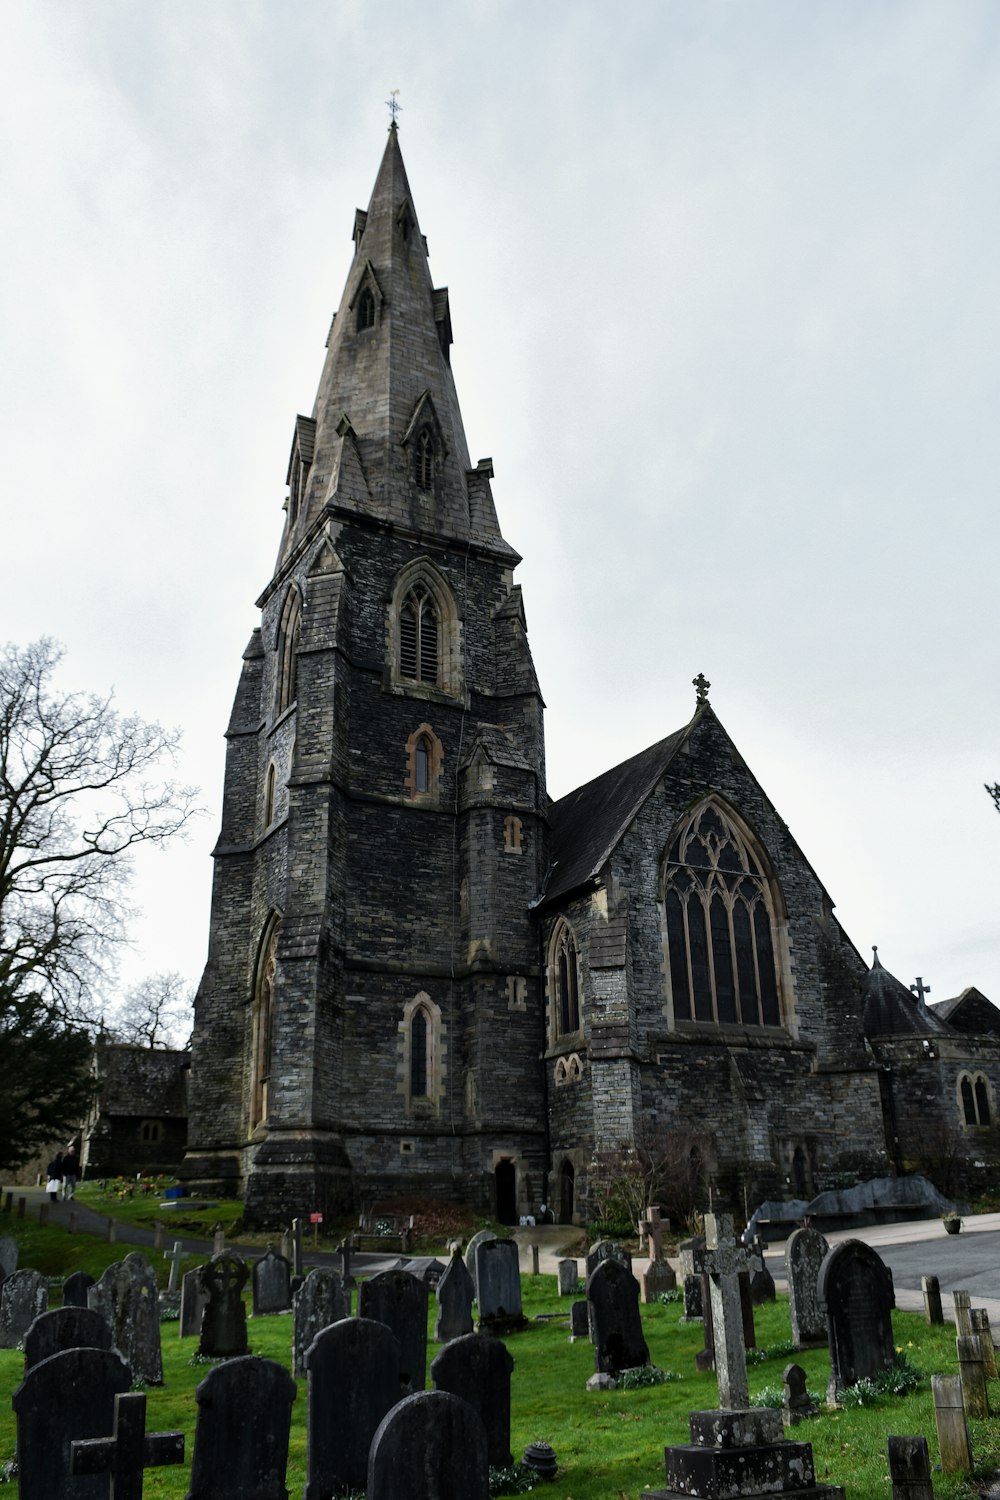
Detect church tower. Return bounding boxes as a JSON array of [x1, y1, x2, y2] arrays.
[[184, 126, 549, 1224]]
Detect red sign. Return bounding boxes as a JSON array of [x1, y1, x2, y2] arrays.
[[309, 1212, 323, 1224]]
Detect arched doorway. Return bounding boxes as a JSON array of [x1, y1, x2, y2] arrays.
[[495, 1160, 517, 1225], [558, 1161, 575, 1224]]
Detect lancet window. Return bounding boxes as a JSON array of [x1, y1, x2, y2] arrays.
[[276, 588, 302, 714], [663, 802, 782, 1027], [414, 428, 435, 491], [399, 585, 439, 686], [550, 922, 581, 1038], [250, 916, 280, 1132], [960, 1072, 992, 1127]]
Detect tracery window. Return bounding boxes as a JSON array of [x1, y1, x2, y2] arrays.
[[276, 588, 302, 714], [663, 802, 782, 1027], [960, 1072, 992, 1127], [550, 922, 580, 1037], [399, 585, 439, 686]]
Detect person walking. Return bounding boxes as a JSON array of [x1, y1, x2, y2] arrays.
[[61, 1146, 80, 1200], [45, 1152, 63, 1203]]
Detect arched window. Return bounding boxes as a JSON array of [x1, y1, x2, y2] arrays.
[[401, 991, 442, 1114], [414, 736, 430, 793], [414, 428, 435, 491], [504, 815, 523, 854], [961, 1075, 976, 1124], [276, 588, 302, 714], [404, 723, 442, 800], [250, 916, 280, 1132], [263, 762, 276, 827], [663, 801, 783, 1028], [399, 585, 439, 686], [357, 287, 376, 331], [550, 922, 580, 1038], [410, 1006, 429, 1097], [975, 1077, 991, 1125], [960, 1072, 992, 1127]]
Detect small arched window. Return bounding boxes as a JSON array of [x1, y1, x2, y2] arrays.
[[414, 428, 435, 491], [961, 1075, 976, 1124], [960, 1072, 992, 1127], [250, 916, 280, 1132], [276, 589, 302, 714], [399, 585, 439, 686], [411, 1007, 428, 1097], [264, 763, 276, 827], [414, 736, 430, 794], [551, 923, 580, 1037], [975, 1077, 991, 1125], [358, 287, 376, 331]]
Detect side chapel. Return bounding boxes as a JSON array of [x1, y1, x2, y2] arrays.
[[183, 127, 1000, 1225]]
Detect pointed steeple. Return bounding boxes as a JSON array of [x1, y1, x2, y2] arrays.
[[276, 127, 510, 569]]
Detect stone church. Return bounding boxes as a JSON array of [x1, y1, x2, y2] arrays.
[[183, 127, 1000, 1226]]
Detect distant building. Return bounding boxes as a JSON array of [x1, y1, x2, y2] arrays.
[[81, 1041, 189, 1179]]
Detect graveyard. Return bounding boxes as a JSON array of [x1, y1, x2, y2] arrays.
[[1, 1201, 999, 1497]]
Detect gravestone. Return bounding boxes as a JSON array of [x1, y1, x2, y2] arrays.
[[569, 1299, 589, 1339], [695, 1274, 715, 1372], [291, 1218, 303, 1278], [188, 1356, 296, 1500], [71, 1390, 184, 1492], [887, 1435, 934, 1500], [782, 1362, 816, 1426], [703, 1212, 750, 1409], [163, 1241, 185, 1293], [252, 1247, 292, 1315], [818, 1239, 895, 1403], [12, 1344, 131, 1500], [304, 1317, 402, 1498], [367, 1389, 490, 1500], [557, 1258, 579, 1296], [63, 1271, 96, 1309], [956, 1334, 990, 1418], [404, 1255, 447, 1285], [464, 1229, 495, 1296], [336, 1236, 355, 1287], [359, 1268, 429, 1391], [648, 1406, 845, 1500], [683, 1272, 703, 1320], [0, 1269, 48, 1348], [749, 1235, 776, 1305], [23, 1306, 112, 1371], [434, 1246, 474, 1343], [931, 1373, 973, 1473], [0, 1233, 17, 1278], [198, 1252, 249, 1359], [679, 1234, 706, 1310], [971, 1307, 998, 1380], [432, 1331, 515, 1467], [953, 1288, 974, 1338], [475, 1238, 527, 1334], [921, 1274, 943, 1325], [638, 1206, 677, 1302], [293, 1268, 349, 1379], [587, 1257, 649, 1377], [586, 1238, 633, 1278], [180, 1264, 209, 1338], [88, 1252, 163, 1384], [786, 1226, 829, 1347]]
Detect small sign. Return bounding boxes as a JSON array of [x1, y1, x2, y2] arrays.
[[309, 1212, 323, 1224]]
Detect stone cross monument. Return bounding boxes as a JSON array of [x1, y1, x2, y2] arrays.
[[703, 1211, 749, 1409]]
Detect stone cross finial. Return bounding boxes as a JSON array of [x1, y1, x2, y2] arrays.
[[910, 976, 932, 1003], [703, 1211, 750, 1409], [72, 1391, 184, 1500], [386, 89, 402, 126], [693, 672, 711, 707]]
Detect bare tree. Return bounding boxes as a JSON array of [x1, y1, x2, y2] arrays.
[[589, 1129, 711, 1234], [110, 971, 193, 1049], [986, 783, 1000, 815], [0, 639, 198, 1169]]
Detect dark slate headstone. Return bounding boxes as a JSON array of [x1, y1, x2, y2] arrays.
[[558, 1259, 579, 1296], [358, 1268, 429, 1391], [475, 1238, 526, 1333], [180, 1264, 209, 1338], [587, 1257, 650, 1376], [62, 1271, 95, 1309], [23, 1306, 113, 1371], [786, 1226, 830, 1347], [0, 1269, 48, 1348], [682, 1272, 703, 1320], [431, 1331, 514, 1468], [304, 1317, 402, 1498], [464, 1229, 494, 1297], [569, 1299, 589, 1338], [87, 1251, 163, 1384], [0, 1234, 18, 1278], [187, 1356, 296, 1500], [198, 1252, 249, 1359], [404, 1256, 447, 1285], [12, 1345, 131, 1500], [782, 1361, 817, 1425], [888, 1434, 934, 1500], [434, 1247, 474, 1343], [586, 1238, 633, 1278], [251, 1247, 292, 1316], [818, 1239, 896, 1402], [293, 1268, 349, 1380], [750, 1236, 776, 1305], [367, 1389, 489, 1500], [679, 1235, 707, 1319]]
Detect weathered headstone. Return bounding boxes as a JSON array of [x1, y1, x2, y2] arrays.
[[587, 1257, 650, 1377], [336, 1236, 355, 1287], [956, 1334, 990, 1418], [818, 1239, 895, 1403], [703, 1212, 749, 1409], [569, 1299, 589, 1339], [0, 1233, 18, 1278], [464, 1228, 495, 1296], [198, 1252, 249, 1359], [971, 1307, 998, 1380], [367, 1389, 490, 1500], [638, 1206, 677, 1302], [921, 1274, 943, 1325], [683, 1272, 703, 1320], [530, 1243, 540, 1275], [212, 1224, 226, 1255], [12, 1345, 131, 1500], [431, 1331, 514, 1468], [23, 1306, 112, 1371], [71, 1390, 184, 1494], [63, 1271, 95, 1309], [695, 1274, 715, 1373], [304, 1317, 402, 1498], [932, 1373, 973, 1473], [786, 1225, 829, 1347], [293, 1267, 349, 1379], [0, 1268, 48, 1348], [953, 1288, 974, 1338], [650, 1407, 845, 1500], [359, 1268, 429, 1391], [679, 1234, 706, 1307], [291, 1217, 303, 1278], [749, 1235, 776, 1305], [782, 1361, 816, 1426], [180, 1264, 209, 1339], [434, 1246, 474, 1343], [252, 1247, 292, 1315], [88, 1251, 163, 1384], [163, 1241, 185, 1293], [887, 1435, 934, 1500], [586, 1238, 633, 1278], [557, 1258, 579, 1296], [475, 1238, 526, 1334], [738, 1269, 757, 1349], [188, 1356, 296, 1500]]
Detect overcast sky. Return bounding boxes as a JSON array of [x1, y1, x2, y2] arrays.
[[3, 1, 998, 1017]]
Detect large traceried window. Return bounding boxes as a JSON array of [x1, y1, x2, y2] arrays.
[[663, 802, 782, 1028], [399, 585, 440, 686]]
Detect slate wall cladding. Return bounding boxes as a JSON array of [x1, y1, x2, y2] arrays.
[[870, 1033, 1000, 1192]]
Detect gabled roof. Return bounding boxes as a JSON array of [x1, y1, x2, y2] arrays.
[[930, 987, 1000, 1037], [541, 725, 690, 905], [862, 950, 953, 1038], [460, 722, 531, 772]]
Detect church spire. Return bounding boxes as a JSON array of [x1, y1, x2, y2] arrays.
[[276, 128, 509, 568]]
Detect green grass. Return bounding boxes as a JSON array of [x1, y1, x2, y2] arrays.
[[0, 1228, 997, 1498]]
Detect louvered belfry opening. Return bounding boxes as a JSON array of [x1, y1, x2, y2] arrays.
[[415, 427, 435, 490], [399, 585, 439, 686]]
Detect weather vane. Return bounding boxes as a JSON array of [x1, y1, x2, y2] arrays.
[[386, 90, 402, 127]]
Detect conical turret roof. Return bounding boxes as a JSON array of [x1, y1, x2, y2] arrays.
[[862, 948, 952, 1038]]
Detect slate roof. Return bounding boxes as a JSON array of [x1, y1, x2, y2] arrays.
[[541, 726, 689, 906], [930, 987, 1000, 1037], [460, 722, 531, 771], [862, 950, 953, 1038]]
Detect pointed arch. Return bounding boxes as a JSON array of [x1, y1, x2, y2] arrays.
[[661, 798, 787, 1029], [263, 761, 277, 827], [388, 558, 464, 700], [275, 586, 302, 714], [404, 722, 443, 801], [399, 991, 445, 1115], [958, 1071, 993, 1127], [547, 918, 581, 1042], [249, 913, 281, 1133]]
